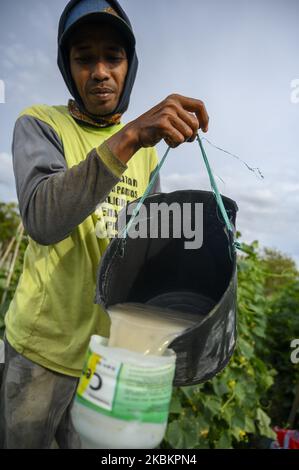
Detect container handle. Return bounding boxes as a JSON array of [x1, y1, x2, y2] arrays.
[[119, 134, 241, 254]]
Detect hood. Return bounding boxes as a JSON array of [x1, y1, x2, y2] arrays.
[[57, 0, 139, 121]]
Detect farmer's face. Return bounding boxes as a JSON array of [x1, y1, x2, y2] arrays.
[[69, 22, 128, 116]]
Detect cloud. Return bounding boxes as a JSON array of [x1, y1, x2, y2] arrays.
[[26, 2, 57, 38], [0, 41, 62, 105], [0, 153, 17, 203], [162, 168, 299, 264], [0, 4, 66, 107]]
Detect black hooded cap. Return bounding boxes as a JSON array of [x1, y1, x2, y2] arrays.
[[57, 0, 138, 119]]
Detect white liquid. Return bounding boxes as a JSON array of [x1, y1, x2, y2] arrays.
[[108, 302, 198, 356]]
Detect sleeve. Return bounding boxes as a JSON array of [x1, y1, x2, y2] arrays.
[[12, 115, 128, 246]]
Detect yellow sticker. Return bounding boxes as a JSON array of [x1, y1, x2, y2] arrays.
[[78, 351, 101, 396]]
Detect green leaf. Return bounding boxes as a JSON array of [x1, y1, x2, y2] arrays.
[[204, 395, 222, 418], [260, 377, 274, 392], [244, 416, 256, 434], [215, 431, 233, 449], [169, 394, 183, 414], [221, 405, 234, 427], [180, 384, 203, 402], [231, 408, 245, 429], [165, 416, 200, 449], [256, 408, 276, 439], [234, 382, 246, 403], [230, 408, 246, 441], [197, 416, 210, 432], [212, 379, 229, 397], [194, 437, 210, 449], [253, 326, 266, 338], [238, 337, 254, 359]]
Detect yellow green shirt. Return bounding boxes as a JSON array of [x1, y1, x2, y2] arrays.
[[5, 104, 159, 377]]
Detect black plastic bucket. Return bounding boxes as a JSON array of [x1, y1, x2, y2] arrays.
[[95, 190, 238, 386]]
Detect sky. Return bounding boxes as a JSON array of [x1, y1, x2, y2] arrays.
[[0, 0, 298, 264]]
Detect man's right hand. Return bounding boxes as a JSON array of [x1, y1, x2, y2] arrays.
[[106, 94, 209, 164]]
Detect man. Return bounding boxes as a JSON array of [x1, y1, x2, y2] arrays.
[[0, 0, 209, 449]]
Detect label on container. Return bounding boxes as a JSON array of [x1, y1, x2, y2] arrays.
[[76, 348, 175, 424]]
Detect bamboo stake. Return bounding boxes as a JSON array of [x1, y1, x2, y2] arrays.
[[1, 225, 24, 307], [0, 236, 16, 271], [0, 223, 23, 271]]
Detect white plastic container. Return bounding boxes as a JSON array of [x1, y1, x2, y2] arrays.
[[71, 335, 176, 449]]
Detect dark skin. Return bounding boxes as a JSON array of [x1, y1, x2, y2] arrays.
[[69, 22, 209, 165], [69, 22, 129, 117]]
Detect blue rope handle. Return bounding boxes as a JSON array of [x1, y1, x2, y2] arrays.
[[118, 146, 171, 239], [119, 133, 241, 252], [196, 135, 241, 252]]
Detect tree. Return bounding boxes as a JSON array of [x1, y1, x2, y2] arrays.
[[261, 248, 298, 297]]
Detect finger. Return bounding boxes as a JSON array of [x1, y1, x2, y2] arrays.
[[165, 137, 179, 148], [164, 127, 186, 148], [175, 110, 200, 141], [168, 114, 195, 141], [172, 95, 209, 133]]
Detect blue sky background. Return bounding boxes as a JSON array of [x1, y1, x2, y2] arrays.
[[0, 0, 298, 263]]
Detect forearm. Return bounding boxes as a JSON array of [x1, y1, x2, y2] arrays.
[[24, 147, 126, 245], [105, 122, 141, 165], [14, 115, 159, 246]]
